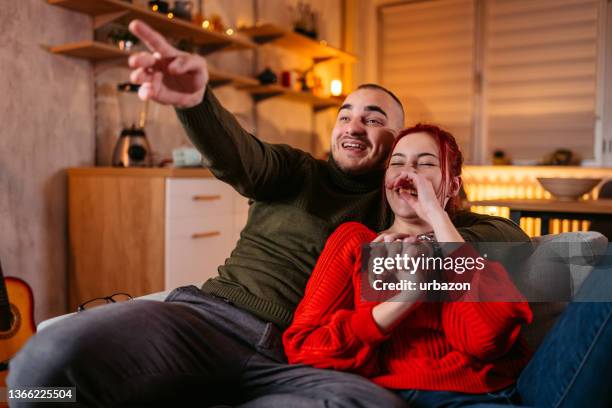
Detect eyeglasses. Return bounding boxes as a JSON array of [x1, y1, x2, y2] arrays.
[[77, 292, 133, 312]]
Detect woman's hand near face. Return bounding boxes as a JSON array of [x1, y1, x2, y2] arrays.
[[401, 172, 445, 225], [401, 172, 465, 244]]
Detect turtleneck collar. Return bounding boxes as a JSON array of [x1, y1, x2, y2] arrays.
[[326, 155, 385, 193]]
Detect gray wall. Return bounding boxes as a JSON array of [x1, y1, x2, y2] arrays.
[[0, 0, 343, 322], [0, 2, 95, 323]]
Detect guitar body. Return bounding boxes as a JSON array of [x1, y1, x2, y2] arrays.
[[0, 277, 36, 389]]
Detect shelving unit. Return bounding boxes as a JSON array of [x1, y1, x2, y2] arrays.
[[239, 23, 357, 64], [47, 0, 255, 53], [46, 0, 352, 110], [49, 40, 129, 61], [48, 39, 259, 89]]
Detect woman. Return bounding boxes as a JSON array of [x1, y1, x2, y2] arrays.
[[283, 124, 533, 406]]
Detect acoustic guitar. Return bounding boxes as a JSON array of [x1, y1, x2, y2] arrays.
[[0, 259, 36, 405]]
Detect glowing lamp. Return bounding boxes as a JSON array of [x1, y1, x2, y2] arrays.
[[330, 80, 343, 97]]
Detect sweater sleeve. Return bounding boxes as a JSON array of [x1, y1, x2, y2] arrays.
[[440, 244, 533, 361], [282, 222, 390, 376], [175, 87, 308, 200]]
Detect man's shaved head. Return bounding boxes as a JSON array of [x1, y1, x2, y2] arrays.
[[356, 84, 405, 128]]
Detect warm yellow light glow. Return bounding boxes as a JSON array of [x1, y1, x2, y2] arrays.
[[202, 20, 210, 29], [152, 5, 159, 11], [330, 79, 342, 96], [462, 165, 612, 237], [226, 28, 234, 36], [167, 12, 174, 19]]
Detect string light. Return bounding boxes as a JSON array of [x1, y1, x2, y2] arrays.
[[151, 4, 158, 11], [167, 12, 174, 19], [226, 28, 234, 36], [202, 20, 210, 29]]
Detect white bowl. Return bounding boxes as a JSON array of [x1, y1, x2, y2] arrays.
[[536, 177, 601, 201]]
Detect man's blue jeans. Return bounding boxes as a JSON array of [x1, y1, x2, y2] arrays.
[[398, 265, 612, 407]]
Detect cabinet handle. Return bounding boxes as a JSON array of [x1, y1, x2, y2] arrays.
[[191, 231, 221, 239], [193, 195, 221, 201]]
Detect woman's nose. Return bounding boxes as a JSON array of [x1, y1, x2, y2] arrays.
[[397, 168, 417, 178]]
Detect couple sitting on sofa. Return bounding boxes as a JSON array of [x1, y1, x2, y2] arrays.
[[9, 20, 612, 408]]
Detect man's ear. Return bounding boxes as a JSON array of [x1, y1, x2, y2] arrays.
[[448, 176, 462, 197]]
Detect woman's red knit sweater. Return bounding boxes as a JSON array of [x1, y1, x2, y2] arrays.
[[283, 222, 533, 393]]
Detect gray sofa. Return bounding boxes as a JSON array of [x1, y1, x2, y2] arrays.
[[39, 231, 609, 353]]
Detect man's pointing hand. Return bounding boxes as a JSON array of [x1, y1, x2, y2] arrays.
[[127, 20, 209, 108]]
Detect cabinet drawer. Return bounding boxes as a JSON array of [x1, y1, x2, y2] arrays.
[[164, 215, 234, 289], [165, 178, 233, 219], [166, 214, 233, 239]]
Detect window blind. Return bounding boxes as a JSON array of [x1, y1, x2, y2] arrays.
[[485, 0, 600, 162], [379, 0, 476, 162]]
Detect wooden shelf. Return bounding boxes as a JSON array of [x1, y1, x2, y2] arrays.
[[239, 23, 356, 64], [237, 84, 343, 111], [207, 68, 259, 88], [49, 40, 130, 60], [47, 40, 257, 89], [67, 167, 214, 178], [48, 0, 256, 53]]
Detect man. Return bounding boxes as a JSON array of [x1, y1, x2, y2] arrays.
[[7, 20, 528, 407]]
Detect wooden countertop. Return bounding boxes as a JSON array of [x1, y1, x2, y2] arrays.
[[67, 167, 214, 178]]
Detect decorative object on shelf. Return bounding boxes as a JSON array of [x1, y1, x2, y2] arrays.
[[191, 0, 205, 26], [540, 149, 580, 166], [311, 74, 323, 97], [172, 0, 193, 21], [148, 0, 169, 13], [172, 147, 203, 167], [257, 68, 278, 85], [492, 149, 511, 165], [297, 71, 310, 92], [536, 177, 602, 201], [210, 14, 225, 32], [295, 64, 319, 93], [281, 70, 299, 90], [330, 79, 343, 97], [107, 26, 140, 51], [290, 1, 318, 39], [112, 83, 153, 168]]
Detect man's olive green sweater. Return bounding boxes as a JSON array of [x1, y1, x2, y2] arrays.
[[175, 88, 530, 329]]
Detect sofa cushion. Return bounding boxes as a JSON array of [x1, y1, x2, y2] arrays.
[[520, 231, 608, 350]]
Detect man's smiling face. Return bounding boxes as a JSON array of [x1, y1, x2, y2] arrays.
[[330, 87, 404, 175]]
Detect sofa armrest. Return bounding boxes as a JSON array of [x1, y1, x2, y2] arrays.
[[37, 288, 176, 331]]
